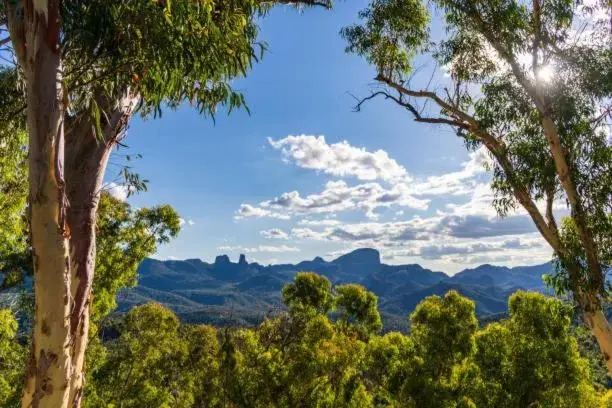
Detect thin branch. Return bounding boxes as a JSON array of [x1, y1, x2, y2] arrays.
[[354, 90, 469, 129], [591, 105, 612, 127], [372, 74, 563, 253], [0, 36, 10, 47], [3, 103, 26, 120], [545, 187, 558, 233], [450, 2, 545, 110], [531, 0, 542, 79], [425, 61, 438, 91], [376, 74, 482, 129]]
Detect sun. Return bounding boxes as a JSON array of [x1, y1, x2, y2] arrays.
[[536, 65, 555, 82]]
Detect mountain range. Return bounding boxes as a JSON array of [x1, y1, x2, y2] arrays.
[[118, 248, 553, 331]]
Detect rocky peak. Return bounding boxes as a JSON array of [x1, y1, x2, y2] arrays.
[[214, 255, 231, 265], [333, 248, 381, 266], [238, 254, 248, 265]]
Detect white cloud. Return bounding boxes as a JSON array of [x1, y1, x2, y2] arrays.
[[260, 228, 290, 239], [151, 254, 179, 261], [411, 147, 490, 196], [290, 219, 435, 244], [237, 180, 429, 220], [297, 218, 341, 227], [104, 182, 131, 201], [179, 218, 195, 227], [269, 135, 408, 182], [232, 136, 556, 270], [443, 183, 498, 217], [291, 227, 328, 240], [235, 204, 290, 220], [217, 245, 300, 253]]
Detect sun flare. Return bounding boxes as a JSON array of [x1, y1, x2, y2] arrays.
[[536, 64, 555, 82]]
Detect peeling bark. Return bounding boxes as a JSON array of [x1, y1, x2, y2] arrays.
[[17, 1, 72, 407], [63, 92, 139, 407], [11, 0, 140, 403]]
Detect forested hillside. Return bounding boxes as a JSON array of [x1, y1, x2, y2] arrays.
[[120, 250, 554, 331], [2, 272, 611, 407]]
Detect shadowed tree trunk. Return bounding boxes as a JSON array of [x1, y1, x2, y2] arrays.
[[63, 93, 138, 406]]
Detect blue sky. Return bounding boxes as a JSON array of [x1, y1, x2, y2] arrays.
[[108, 1, 552, 274]]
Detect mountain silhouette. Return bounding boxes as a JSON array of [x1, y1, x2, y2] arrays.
[[119, 248, 553, 331]]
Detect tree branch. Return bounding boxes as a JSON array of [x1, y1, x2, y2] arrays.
[[372, 74, 564, 254], [545, 187, 558, 233], [354, 91, 470, 130], [376, 74, 482, 129], [531, 0, 542, 79], [454, 0, 605, 295], [0, 35, 10, 47]]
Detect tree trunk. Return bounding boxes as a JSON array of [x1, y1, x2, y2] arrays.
[[62, 92, 139, 407], [19, 1, 72, 407], [540, 116, 612, 373], [583, 309, 612, 374], [16, 2, 139, 398]]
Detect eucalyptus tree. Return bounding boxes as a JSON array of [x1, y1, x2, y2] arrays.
[[343, 0, 612, 371], [0, 0, 330, 406]]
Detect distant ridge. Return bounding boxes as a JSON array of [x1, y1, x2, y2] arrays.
[[120, 248, 553, 331]]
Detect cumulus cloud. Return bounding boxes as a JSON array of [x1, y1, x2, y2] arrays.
[[237, 180, 429, 220], [416, 242, 501, 260], [232, 135, 555, 268], [151, 255, 179, 261], [217, 245, 300, 253], [297, 218, 341, 227], [238, 141, 494, 222], [104, 182, 131, 201], [269, 135, 408, 182], [443, 183, 498, 217], [260, 228, 290, 239], [235, 204, 290, 220], [290, 219, 432, 244], [411, 147, 490, 196], [291, 227, 327, 240], [438, 214, 536, 238]]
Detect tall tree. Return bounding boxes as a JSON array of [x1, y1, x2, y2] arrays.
[[342, 0, 612, 371], [0, 0, 330, 406]]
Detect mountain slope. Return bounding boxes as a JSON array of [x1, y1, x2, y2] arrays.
[[120, 248, 553, 331]]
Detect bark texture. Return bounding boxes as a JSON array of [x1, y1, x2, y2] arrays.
[[63, 93, 139, 406], [7, 1, 139, 405], [16, 1, 72, 407], [584, 310, 612, 374]]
